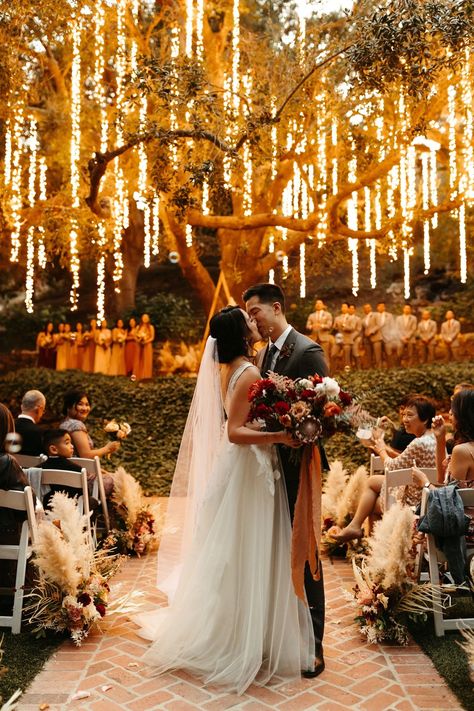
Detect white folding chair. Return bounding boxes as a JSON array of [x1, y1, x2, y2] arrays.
[[0, 486, 37, 633], [13, 453, 47, 468], [420, 487, 474, 636], [40, 468, 93, 545], [384, 467, 437, 511], [71, 456, 110, 532], [370, 453, 384, 476]]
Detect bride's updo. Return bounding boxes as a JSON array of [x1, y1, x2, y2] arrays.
[[210, 306, 251, 364]]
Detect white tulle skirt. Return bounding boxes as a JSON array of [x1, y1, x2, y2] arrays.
[[134, 440, 314, 695]]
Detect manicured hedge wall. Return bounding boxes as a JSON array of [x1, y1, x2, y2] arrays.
[[1, 360, 473, 493]]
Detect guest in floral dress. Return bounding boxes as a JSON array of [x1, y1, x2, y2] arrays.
[[330, 395, 436, 542]]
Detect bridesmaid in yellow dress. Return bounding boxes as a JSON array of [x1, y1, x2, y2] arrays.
[[82, 319, 97, 373], [110, 319, 127, 375], [125, 317, 138, 376], [63, 323, 74, 369], [135, 313, 155, 380], [94, 319, 112, 374], [55, 323, 68, 370], [36, 322, 56, 368], [70, 322, 85, 370]]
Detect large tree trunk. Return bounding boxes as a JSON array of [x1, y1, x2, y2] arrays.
[[110, 204, 144, 315]]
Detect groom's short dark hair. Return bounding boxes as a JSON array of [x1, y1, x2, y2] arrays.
[[242, 283, 286, 312]]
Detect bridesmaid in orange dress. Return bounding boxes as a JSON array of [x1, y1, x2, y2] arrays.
[[94, 320, 112, 374], [135, 313, 155, 380], [70, 322, 85, 370], [110, 319, 127, 375], [82, 319, 97, 373], [63, 323, 74, 369], [36, 322, 56, 368], [125, 317, 138, 376], [55, 323, 68, 370]]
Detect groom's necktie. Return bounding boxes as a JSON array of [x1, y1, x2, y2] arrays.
[[262, 343, 278, 376]]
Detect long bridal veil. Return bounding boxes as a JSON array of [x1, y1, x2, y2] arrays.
[[156, 336, 224, 599]]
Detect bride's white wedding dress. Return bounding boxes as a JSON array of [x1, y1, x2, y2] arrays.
[[134, 362, 314, 694]]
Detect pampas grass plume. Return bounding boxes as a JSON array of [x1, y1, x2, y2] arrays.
[[336, 465, 368, 527], [366, 503, 414, 588], [33, 522, 81, 594], [322, 460, 347, 521], [45, 493, 92, 578], [112, 467, 143, 525]]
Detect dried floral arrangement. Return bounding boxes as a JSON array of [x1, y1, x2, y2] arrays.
[[351, 503, 441, 645], [103, 467, 163, 556], [321, 460, 369, 558], [26, 493, 121, 645]]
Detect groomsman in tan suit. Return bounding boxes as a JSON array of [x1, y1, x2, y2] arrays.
[[349, 304, 362, 369], [396, 304, 417, 365], [306, 299, 333, 368], [417, 310, 437, 363], [440, 310, 461, 361], [376, 301, 396, 368], [332, 302, 359, 369]]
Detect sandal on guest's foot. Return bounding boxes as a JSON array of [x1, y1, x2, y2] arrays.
[[329, 526, 364, 543]]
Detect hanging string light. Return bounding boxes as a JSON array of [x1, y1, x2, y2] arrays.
[[201, 179, 209, 215], [364, 186, 376, 289], [4, 116, 12, 187], [223, 75, 233, 188], [136, 95, 151, 266], [130, 0, 140, 74], [169, 27, 180, 170], [152, 192, 160, 256], [447, 77, 458, 201], [94, 0, 108, 152], [196, 0, 204, 61], [461, 49, 474, 198], [96, 222, 107, 322], [429, 147, 438, 229], [232, 0, 240, 104], [25, 117, 38, 313], [69, 20, 82, 309], [300, 243, 306, 298], [420, 152, 430, 274], [37, 156, 47, 269], [185, 0, 194, 57], [458, 194, 467, 283], [347, 136, 359, 296], [331, 116, 338, 196], [10, 105, 24, 263], [403, 246, 412, 299], [242, 73, 253, 216]]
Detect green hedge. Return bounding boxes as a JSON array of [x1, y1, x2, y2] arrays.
[[1, 361, 473, 493]]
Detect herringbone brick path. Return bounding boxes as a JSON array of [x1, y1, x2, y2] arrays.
[[18, 551, 464, 710]]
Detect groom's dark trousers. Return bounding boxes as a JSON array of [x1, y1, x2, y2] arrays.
[[264, 327, 328, 653]]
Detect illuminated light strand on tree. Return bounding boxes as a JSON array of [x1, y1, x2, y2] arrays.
[[69, 21, 82, 309], [347, 137, 359, 296], [447, 78, 457, 201], [364, 186, 376, 290], [269, 268, 275, 284], [25, 117, 38, 313], [10, 105, 24, 263], [136, 95, 151, 266], [185, 223, 193, 247], [420, 152, 430, 274], [461, 49, 474, 197], [130, 0, 140, 74], [202, 179, 209, 215], [196, 0, 204, 61], [331, 116, 338, 195], [4, 116, 12, 186], [37, 157, 47, 269], [152, 193, 160, 256], [169, 27, 180, 170], [185, 0, 194, 57], [300, 243, 306, 298], [370, 97, 383, 286], [242, 73, 253, 216], [94, 0, 108, 152], [429, 147, 438, 229], [223, 75, 233, 188], [458, 196, 467, 283], [96, 222, 107, 322], [403, 246, 412, 299], [232, 0, 240, 105]]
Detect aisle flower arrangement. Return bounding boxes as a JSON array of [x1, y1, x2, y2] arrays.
[[351, 503, 438, 645], [104, 467, 163, 556], [26, 494, 121, 645], [248, 373, 354, 444], [321, 461, 369, 558]]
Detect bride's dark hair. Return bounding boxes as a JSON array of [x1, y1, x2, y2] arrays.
[[210, 306, 251, 364]]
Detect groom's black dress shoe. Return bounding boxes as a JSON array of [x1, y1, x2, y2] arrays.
[[302, 648, 325, 678]]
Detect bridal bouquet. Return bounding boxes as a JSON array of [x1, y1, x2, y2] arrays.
[[104, 419, 132, 441], [26, 493, 121, 645], [247, 373, 354, 444]]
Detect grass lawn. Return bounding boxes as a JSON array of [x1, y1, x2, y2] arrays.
[[0, 628, 63, 704]]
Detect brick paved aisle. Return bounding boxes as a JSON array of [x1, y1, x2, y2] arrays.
[[18, 551, 463, 711]]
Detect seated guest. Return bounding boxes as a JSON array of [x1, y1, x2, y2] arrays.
[[14, 390, 46, 456], [60, 390, 118, 495], [378, 395, 416, 455], [41, 429, 98, 516], [330, 395, 436, 542]]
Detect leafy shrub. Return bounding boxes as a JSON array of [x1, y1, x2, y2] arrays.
[[122, 293, 206, 342], [0, 360, 472, 493], [0, 303, 69, 352]]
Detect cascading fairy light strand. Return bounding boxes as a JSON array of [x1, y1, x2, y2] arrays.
[[94, 0, 108, 152], [365, 186, 376, 289], [420, 152, 430, 274], [152, 193, 160, 255], [347, 135, 359, 296], [458, 191, 467, 283], [331, 116, 338, 195], [299, 243, 306, 298], [447, 77, 458, 202], [69, 20, 82, 309], [96, 223, 107, 322], [242, 73, 253, 216], [196, 0, 204, 61], [370, 97, 384, 288], [232, 0, 240, 104], [429, 147, 438, 229], [10, 105, 24, 263], [4, 116, 12, 187], [169, 27, 180, 170], [25, 116, 38, 313], [37, 156, 47, 269], [136, 95, 151, 267], [130, 0, 140, 74], [185, 0, 194, 57], [462, 49, 474, 196]]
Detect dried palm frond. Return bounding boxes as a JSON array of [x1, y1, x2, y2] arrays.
[[336, 465, 368, 527], [322, 460, 348, 521]]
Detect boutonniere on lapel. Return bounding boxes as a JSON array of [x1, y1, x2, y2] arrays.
[[279, 343, 295, 360]]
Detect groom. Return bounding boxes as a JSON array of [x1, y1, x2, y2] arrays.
[[243, 283, 328, 678]]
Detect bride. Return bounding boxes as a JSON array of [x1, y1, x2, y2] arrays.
[[134, 306, 314, 694]]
